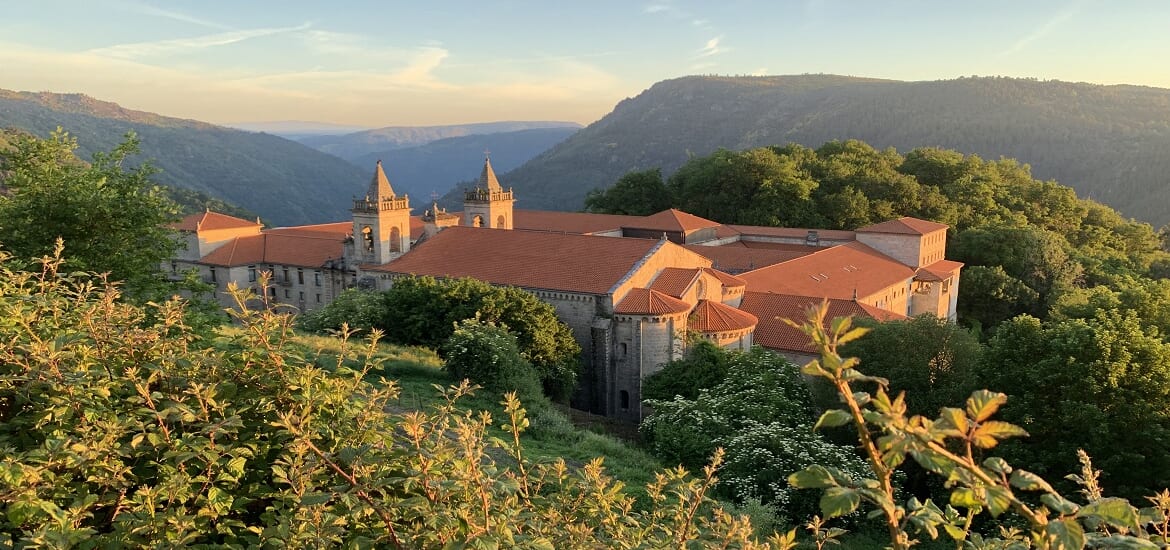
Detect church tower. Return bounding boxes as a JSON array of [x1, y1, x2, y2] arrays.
[[352, 160, 411, 264], [463, 156, 514, 230]]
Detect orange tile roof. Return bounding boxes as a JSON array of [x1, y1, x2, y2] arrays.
[[649, 267, 701, 298], [857, 217, 948, 235], [265, 222, 352, 237], [367, 226, 668, 295], [199, 232, 344, 268], [741, 292, 904, 354], [626, 209, 722, 233], [702, 267, 746, 288], [738, 242, 915, 300], [614, 288, 692, 315], [172, 211, 260, 232], [726, 225, 856, 241], [683, 244, 815, 274], [916, 259, 964, 281], [512, 209, 643, 235], [689, 299, 758, 332]]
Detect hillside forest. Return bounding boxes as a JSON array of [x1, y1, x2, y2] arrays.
[[5, 127, 1170, 547]]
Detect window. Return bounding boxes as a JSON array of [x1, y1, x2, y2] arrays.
[[170, 261, 177, 273], [284, 289, 290, 298], [297, 269, 304, 285], [942, 279, 951, 293], [209, 268, 217, 283], [496, 215, 506, 228], [316, 293, 321, 303], [620, 390, 630, 410], [361, 226, 374, 252], [472, 215, 484, 227], [268, 287, 276, 297], [390, 226, 401, 252], [282, 268, 289, 282], [314, 271, 321, 286], [299, 291, 305, 301], [248, 265, 257, 282], [618, 342, 627, 358]]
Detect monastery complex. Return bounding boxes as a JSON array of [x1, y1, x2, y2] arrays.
[[171, 159, 963, 421]]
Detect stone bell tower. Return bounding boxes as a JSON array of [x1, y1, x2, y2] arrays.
[[463, 155, 514, 230], [352, 160, 411, 264]]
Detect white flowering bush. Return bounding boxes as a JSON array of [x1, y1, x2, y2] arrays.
[[641, 347, 866, 523]]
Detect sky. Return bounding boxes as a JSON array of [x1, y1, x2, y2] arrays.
[[3, 0, 1168, 127]]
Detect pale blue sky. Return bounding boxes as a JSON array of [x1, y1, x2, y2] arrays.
[[2, 1, 1166, 126]]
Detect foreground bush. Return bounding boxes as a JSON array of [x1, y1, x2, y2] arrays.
[[0, 250, 795, 548]]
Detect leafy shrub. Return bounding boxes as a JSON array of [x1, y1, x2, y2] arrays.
[[441, 317, 543, 401], [0, 250, 794, 547], [642, 339, 731, 400], [295, 287, 386, 333]]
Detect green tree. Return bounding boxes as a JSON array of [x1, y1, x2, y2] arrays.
[[641, 340, 731, 401], [583, 168, 673, 215], [442, 317, 543, 401], [0, 129, 180, 299]]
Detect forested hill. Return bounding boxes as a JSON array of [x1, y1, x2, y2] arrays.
[[0, 89, 368, 226], [299, 121, 582, 161], [465, 75, 1170, 225]]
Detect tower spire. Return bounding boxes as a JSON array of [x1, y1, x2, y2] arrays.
[[367, 159, 397, 200], [478, 156, 502, 192]]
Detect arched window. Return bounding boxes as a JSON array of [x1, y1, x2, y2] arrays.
[[496, 214, 506, 228], [389, 226, 401, 252], [620, 390, 630, 410], [361, 226, 374, 252], [472, 215, 484, 227]]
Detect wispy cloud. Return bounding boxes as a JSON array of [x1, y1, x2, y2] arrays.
[[644, 4, 671, 14], [1001, 1, 1085, 55], [114, 1, 231, 30], [88, 23, 312, 60], [697, 36, 727, 58]]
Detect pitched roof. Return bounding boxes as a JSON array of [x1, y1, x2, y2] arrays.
[[683, 244, 817, 274], [702, 267, 746, 289], [614, 288, 692, 315], [740, 292, 904, 354], [857, 217, 948, 235], [478, 157, 503, 191], [916, 259, 965, 281], [365, 160, 398, 200], [738, 242, 915, 300], [689, 299, 758, 332], [367, 226, 668, 295], [649, 267, 701, 298], [512, 209, 643, 235], [625, 209, 722, 234], [264, 222, 352, 237], [172, 211, 260, 232], [199, 232, 344, 268]]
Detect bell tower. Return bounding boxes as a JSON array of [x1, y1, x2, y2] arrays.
[[463, 155, 514, 230], [352, 160, 411, 264]]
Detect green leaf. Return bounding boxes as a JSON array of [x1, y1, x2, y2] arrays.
[[943, 523, 967, 541], [1041, 494, 1080, 516], [985, 486, 1012, 517], [788, 465, 836, 489], [814, 409, 852, 430], [966, 390, 1008, 423], [971, 421, 1028, 449], [938, 407, 968, 434], [299, 492, 334, 506], [1079, 497, 1140, 531], [1009, 469, 1055, 493], [982, 457, 1012, 475], [949, 488, 981, 509], [1087, 535, 1159, 549], [820, 487, 860, 519], [1044, 518, 1085, 550]]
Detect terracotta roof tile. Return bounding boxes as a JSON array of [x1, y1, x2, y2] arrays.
[[738, 242, 915, 300], [740, 292, 904, 354], [199, 232, 344, 268], [701, 267, 746, 288], [916, 259, 964, 281], [689, 299, 757, 332], [512, 209, 643, 235], [857, 217, 948, 235], [265, 222, 352, 237], [626, 209, 722, 233], [683, 244, 817, 274], [649, 267, 701, 298], [614, 288, 692, 315], [368, 226, 668, 295], [172, 211, 260, 232]]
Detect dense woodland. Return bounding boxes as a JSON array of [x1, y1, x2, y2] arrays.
[[463, 75, 1170, 226], [6, 122, 1170, 546]]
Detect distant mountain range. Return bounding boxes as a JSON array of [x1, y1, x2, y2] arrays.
[[349, 127, 578, 202], [455, 75, 1170, 226], [225, 121, 374, 140], [297, 121, 582, 161], [0, 89, 369, 226]]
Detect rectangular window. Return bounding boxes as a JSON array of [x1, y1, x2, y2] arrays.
[[316, 293, 321, 303], [268, 287, 276, 297], [284, 289, 290, 299], [209, 268, 217, 283], [282, 268, 289, 282], [248, 266, 257, 282], [170, 261, 177, 272], [299, 291, 305, 301], [297, 269, 304, 285], [314, 271, 321, 286]]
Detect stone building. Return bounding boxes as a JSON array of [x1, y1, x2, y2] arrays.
[[172, 157, 963, 421]]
